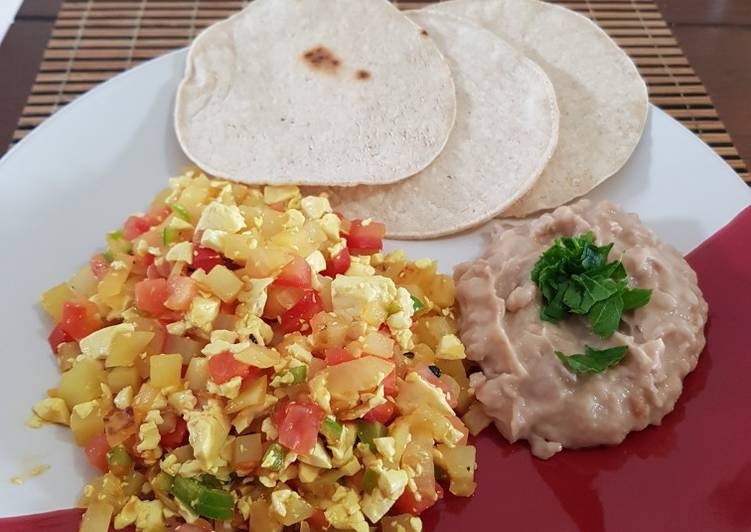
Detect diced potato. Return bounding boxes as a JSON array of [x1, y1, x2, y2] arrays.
[[69, 265, 98, 298], [226, 375, 267, 414], [178, 182, 211, 219], [461, 402, 492, 436], [413, 316, 456, 350], [436, 359, 472, 414], [234, 344, 281, 368], [223, 233, 258, 262], [326, 356, 394, 409], [310, 313, 350, 349], [107, 367, 141, 394], [58, 359, 106, 408], [149, 354, 182, 389], [185, 357, 209, 392], [79, 501, 114, 532], [105, 331, 154, 368], [205, 265, 243, 302], [428, 275, 455, 309], [70, 400, 105, 446], [435, 444, 476, 496], [249, 499, 282, 532], [412, 344, 435, 366], [242, 247, 290, 278], [259, 209, 287, 239], [164, 334, 204, 365], [57, 342, 80, 372], [233, 433, 263, 473], [132, 382, 160, 417], [98, 256, 133, 297], [41, 282, 74, 321], [362, 331, 395, 358], [272, 490, 314, 526]]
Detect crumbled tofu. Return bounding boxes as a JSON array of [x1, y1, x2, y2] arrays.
[[331, 275, 398, 326], [110, 260, 127, 271], [308, 372, 331, 413], [263, 185, 300, 205], [200, 229, 227, 252], [305, 250, 327, 273], [261, 416, 278, 441], [373, 437, 397, 463], [413, 258, 433, 270], [72, 400, 98, 420], [436, 334, 466, 360], [166, 320, 189, 336], [186, 400, 230, 473], [137, 420, 162, 454], [32, 397, 70, 425], [238, 278, 273, 317], [168, 389, 197, 413], [298, 440, 333, 469], [301, 196, 332, 219], [168, 216, 193, 231], [25, 414, 44, 429], [165, 242, 192, 267], [195, 201, 246, 233], [346, 259, 376, 276], [398, 372, 455, 417], [237, 496, 253, 521], [160, 453, 181, 476], [113, 386, 134, 410], [79, 323, 135, 359], [270, 488, 306, 519], [284, 209, 306, 229], [324, 485, 369, 532], [207, 376, 243, 399], [361, 467, 409, 523], [187, 296, 220, 332], [287, 342, 312, 364], [319, 214, 342, 240]]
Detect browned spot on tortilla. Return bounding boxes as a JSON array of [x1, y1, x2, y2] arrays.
[[302, 46, 341, 74], [355, 69, 371, 81], [420, 29, 429, 36]]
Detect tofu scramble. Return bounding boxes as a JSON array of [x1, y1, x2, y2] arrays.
[[35, 171, 478, 532]]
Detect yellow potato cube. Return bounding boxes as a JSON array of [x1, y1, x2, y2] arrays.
[[205, 265, 243, 302], [107, 366, 141, 394], [106, 331, 155, 368], [79, 501, 114, 532], [149, 354, 183, 389], [58, 359, 106, 408], [40, 282, 74, 322], [185, 357, 209, 392], [70, 400, 105, 446]]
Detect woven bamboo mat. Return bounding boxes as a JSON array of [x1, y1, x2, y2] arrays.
[[11, 0, 750, 182]]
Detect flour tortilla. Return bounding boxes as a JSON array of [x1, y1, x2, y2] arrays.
[[428, 0, 648, 217], [312, 11, 558, 239], [175, 0, 456, 186]]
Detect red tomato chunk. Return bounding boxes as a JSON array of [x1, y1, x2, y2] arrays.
[[275, 401, 325, 455], [208, 351, 250, 385]]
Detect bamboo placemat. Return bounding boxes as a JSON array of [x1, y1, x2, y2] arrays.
[[11, 0, 750, 182]]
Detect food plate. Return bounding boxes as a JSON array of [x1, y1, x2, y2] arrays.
[[0, 48, 750, 530]]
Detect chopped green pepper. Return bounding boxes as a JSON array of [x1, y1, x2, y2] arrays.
[[106, 229, 131, 255], [170, 203, 191, 222], [320, 417, 343, 443], [198, 474, 223, 489], [162, 226, 178, 246], [357, 421, 387, 452], [170, 476, 234, 520], [362, 468, 380, 494], [102, 251, 114, 263], [106, 446, 132, 476], [107, 229, 124, 240], [261, 442, 287, 471], [411, 295, 425, 312], [274, 365, 307, 386]]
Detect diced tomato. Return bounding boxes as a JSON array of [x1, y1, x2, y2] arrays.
[[123, 216, 152, 240], [415, 367, 458, 408], [159, 417, 188, 450], [346, 220, 385, 255], [48, 323, 73, 354], [269, 202, 286, 212], [142, 206, 170, 227], [192, 245, 224, 272], [307, 508, 329, 530], [132, 252, 155, 276], [134, 278, 170, 317], [324, 347, 355, 366], [393, 482, 442, 516], [276, 401, 325, 455], [382, 370, 398, 396], [89, 254, 110, 281], [263, 285, 305, 319], [280, 290, 323, 333], [220, 300, 238, 315], [146, 264, 163, 280], [208, 351, 250, 384], [322, 247, 351, 278], [275, 256, 312, 288], [60, 300, 102, 341], [165, 276, 197, 311], [272, 399, 291, 428], [84, 433, 110, 473], [362, 400, 395, 424]]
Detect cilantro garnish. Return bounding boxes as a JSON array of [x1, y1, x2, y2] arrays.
[[531, 232, 652, 373], [555, 345, 628, 374]]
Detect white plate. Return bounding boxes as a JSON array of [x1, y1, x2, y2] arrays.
[[0, 49, 749, 517]]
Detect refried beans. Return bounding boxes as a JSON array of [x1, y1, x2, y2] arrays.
[[454, 200, 707, 459]]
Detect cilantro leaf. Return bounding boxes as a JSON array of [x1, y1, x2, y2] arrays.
[[588, 293, 624, 338], [621, 287, 652, 311], [411, 295, 425, 312], [555, 345, 628, 374]]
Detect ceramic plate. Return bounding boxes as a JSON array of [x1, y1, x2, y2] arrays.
[[1, 49, 750, 530]]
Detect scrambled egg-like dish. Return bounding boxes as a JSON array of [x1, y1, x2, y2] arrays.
[[36, 171, 478, 532]]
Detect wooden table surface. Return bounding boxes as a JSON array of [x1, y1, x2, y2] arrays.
[[1, 0, 750, 177]]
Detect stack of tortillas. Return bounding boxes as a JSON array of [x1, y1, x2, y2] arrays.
[[175, 0, 648, 239]]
